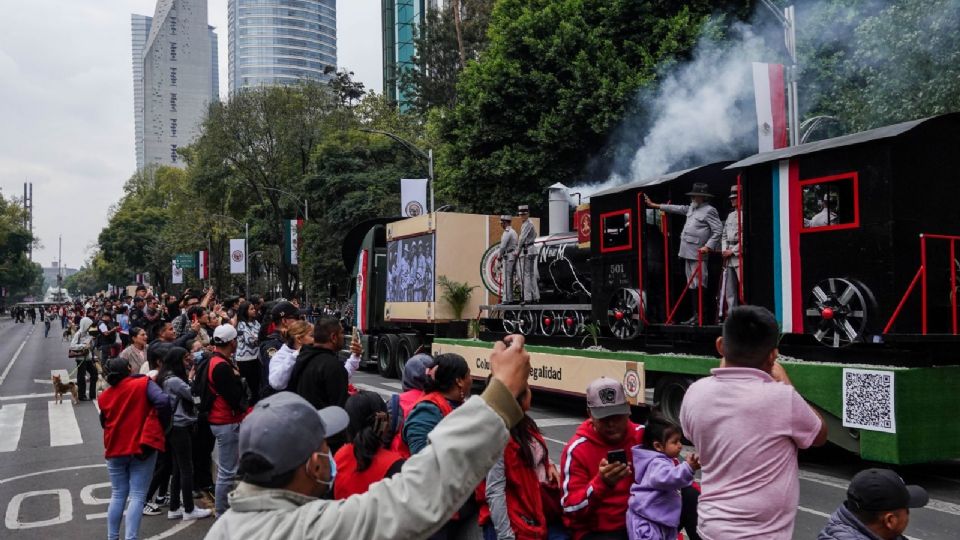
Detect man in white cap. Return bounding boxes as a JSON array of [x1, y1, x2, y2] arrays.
[[645, 183, 723, 324], [499, 215, 518, 304], [205, 324, 251, 516], [517, 205, 540, 303], [206, 335, 532, 539]]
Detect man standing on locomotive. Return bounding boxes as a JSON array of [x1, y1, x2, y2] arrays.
[[517, 205, 540, 304], [499, 215, 518, 304], [645, 183, 723, 325], [720, 185, 743, 319]]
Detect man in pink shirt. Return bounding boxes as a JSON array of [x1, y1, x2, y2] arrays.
[[680, 305, 828, 539]]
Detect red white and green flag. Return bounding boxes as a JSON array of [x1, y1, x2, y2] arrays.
[[286, 219, 303, 265], [197, 250, 209, 279]]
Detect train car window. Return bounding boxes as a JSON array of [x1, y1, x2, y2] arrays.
[[800, 173, 860, 232], [645, 208, 661, 227], [600, 210, 633, 252]]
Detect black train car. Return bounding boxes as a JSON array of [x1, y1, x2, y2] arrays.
[[588, 162, 739, 335], [730, 112, 960, 355]]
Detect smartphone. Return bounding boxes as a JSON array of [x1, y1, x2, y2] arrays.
[[607, 449, 627, 465], [352, 326, 360, 343]]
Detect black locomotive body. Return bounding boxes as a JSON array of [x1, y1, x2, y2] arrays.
[[492, 113, 960, 365]]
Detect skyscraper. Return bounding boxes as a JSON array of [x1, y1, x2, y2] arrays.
[[227, 0, 337, 93], [132, 0, 219, 169], [381, 0, 441, 108]]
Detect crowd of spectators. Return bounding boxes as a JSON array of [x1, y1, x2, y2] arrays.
[[63, 289, 930, 540]]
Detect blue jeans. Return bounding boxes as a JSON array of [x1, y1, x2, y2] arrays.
[[210, 422, 241, 516], [106, 452, 157, 540]]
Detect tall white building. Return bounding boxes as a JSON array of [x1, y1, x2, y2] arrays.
[[132, 1, 219, 169]]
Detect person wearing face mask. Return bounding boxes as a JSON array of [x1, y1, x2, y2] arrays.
[[205, 334, 531, 540], [645, 183, 722, 325], [287, 317, 350, 411]]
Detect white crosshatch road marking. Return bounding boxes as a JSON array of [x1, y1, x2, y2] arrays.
[[48, 400, 83, 447], [0, 404, 26, 452]]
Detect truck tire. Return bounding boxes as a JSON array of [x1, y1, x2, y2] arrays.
[[377, 334, 400, 378], [395, 335, 420, 379], [653, 375, 695, 430]]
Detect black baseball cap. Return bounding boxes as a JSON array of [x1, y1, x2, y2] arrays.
[[846, 468, 929, 512], [271, 301, 298, 321]]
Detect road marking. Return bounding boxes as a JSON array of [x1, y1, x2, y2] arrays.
[[4, 488, 73, 529], [535, 417, 583, 428], [799, 470, 960, 516], [543, 436, 567, 445], [0, 327, 34, 387], [80, 482, 111, 506], [144, 520, 195, 539], [48, 401, 83, 447], [0, 463, 105, 485], [381, 381, 403, 389], [797, 505, 831, 518], [0, 393, 58, 401], [0, 403, 26, 452]]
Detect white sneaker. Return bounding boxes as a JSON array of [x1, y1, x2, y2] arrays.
[[182, 507, 213, 521], [167, 509, 183, 520]]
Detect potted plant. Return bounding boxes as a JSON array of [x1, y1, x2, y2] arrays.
[[438, 276, 477, 338]]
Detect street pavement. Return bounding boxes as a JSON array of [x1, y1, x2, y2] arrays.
[[2, 317, 958, 539]]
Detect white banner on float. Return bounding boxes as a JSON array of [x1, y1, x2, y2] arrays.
[[401, 178, 428, 217]]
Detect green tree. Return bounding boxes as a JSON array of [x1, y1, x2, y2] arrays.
[[437, 0, 750, 215], [0, 191, 43, 301]]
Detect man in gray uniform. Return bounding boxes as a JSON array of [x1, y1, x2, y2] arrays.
[[499, 215, 518, 304], [645, 183, 722, 324], [805, 194, 837, 228], [517, 205, 540, 303], [720, 185, 743, 319]]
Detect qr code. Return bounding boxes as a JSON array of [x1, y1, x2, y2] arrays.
[[842, 369, 896, 433]]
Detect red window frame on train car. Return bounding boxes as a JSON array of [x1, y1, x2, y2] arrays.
[[798, 172, 860, 233], [599, 209, 634, 253]]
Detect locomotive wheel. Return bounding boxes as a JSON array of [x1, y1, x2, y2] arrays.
[[805, 278, 869, 348], [503, 310, 519, 334], [540, 310, 560, 336], [560, 310, 582, 337], [607, 288, 644, 340], [517, 310, 536, 336]]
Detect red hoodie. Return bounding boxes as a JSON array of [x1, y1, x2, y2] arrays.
[[559, 418, 644, 540]]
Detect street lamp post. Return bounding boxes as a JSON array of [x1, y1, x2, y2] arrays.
[[359, 128, 435, 213]]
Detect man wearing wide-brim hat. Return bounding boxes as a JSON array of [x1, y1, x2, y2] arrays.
[[645, 183, 723, 324], [499, 215, 518, 304]]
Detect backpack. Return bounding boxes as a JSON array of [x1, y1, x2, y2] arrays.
[[386, 393, 402, 444], [190, 353, 215, 421]]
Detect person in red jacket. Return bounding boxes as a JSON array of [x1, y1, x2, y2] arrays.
[[559, 378, 643, 540], [98, 357, 171, 540], [334, 390, 405, 499], [484, 385, 567, 540], [388, 353, 435, 458]]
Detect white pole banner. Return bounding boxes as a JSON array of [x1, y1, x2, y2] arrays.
[[230, 238, 246, 274], [401, 178, 428, 217], [171, 261, 183, 284]]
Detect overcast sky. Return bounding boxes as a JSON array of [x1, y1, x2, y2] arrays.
[[0, 0, 381, 271]]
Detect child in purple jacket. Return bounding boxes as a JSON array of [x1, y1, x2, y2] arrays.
[[627, 415, 700, 540]]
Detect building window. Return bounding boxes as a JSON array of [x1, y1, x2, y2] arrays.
[[170, 118, 177, 136], [800, 172, 860, 232], [170, 144, 178, 163], [600, 210, 633, 253], [170, 67, 177, 86], [170, 92, 177, 112], [170, 42, 177, 61]]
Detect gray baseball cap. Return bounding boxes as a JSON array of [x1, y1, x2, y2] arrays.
[[586, 377, 630, 419], [239, 392, 349, 483]]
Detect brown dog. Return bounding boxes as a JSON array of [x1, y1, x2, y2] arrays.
[[52, 375, 78, 405]]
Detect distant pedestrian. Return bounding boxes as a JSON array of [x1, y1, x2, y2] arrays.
[[43, 311, 51, 337], [680, 305, 828, 539], [818, 468, 928, 540]]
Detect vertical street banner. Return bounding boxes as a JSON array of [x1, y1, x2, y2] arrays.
[[230, 238, 247, 274], [401, 178, 428, 217], [197, 250, 209, 279], [752, 62, 788, 152], [286, 219, 303, 266], [171, 261, 183, 284]]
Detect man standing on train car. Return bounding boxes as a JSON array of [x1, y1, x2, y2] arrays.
[[499, 215, 518, 304], [720, 185, 743, 319], [518, 205, 540, 303], [645, 183, 723, 325]]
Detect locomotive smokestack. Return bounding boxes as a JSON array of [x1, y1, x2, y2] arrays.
[[548, 183, 571, 235]]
